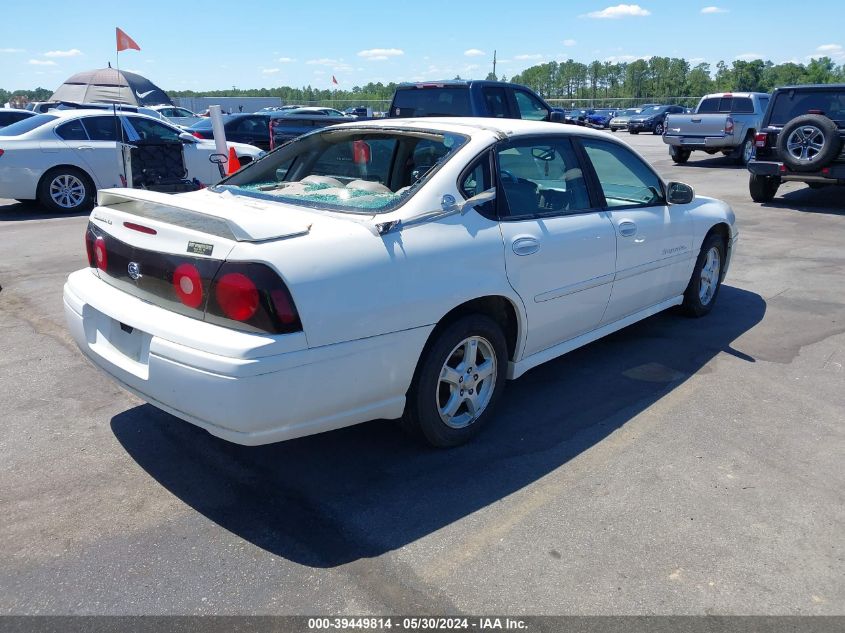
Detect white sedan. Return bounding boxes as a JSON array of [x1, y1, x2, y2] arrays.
[[63, 118, 737, 448], [0, 110, 264, 213]]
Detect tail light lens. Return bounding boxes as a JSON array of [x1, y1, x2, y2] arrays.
[[173, 263, 204, 308], [724, 117, 734, 135], [755, 132, 769, 148], [207, 262, 301, 334], [85, 230, 95, 267], [93, 236, 108, 272], [192, 131, 205, 139], [0, 149, 4, 158]]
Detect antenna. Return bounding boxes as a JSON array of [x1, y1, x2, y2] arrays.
[[493, 50, 497, 78]]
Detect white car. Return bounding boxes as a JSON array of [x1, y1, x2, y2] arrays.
[[0, 110, 264, 212], [63, 118, 737, 448]]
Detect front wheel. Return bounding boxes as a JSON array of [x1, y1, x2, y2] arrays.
[[749, 174, 779, 202], [402, 315, 507, 448], [681, 233, 726, 317], [654, 122, 664, 135]]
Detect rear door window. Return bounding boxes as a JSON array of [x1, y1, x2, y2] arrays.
[[482, 87, 510, 118], [81, 116, 122, 141], [126, 116, 181, 141], [56, 119, 89, 141]]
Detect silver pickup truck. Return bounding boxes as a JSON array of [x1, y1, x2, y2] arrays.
[[663, 92, 770, 165]]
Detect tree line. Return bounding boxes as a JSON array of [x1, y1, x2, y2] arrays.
[[3, 56, 843, 108]]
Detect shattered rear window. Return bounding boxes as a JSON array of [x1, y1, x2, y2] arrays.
[[215, 128, 468, 214]]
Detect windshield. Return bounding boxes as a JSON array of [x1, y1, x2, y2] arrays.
[[769, 89, 845, 126], [0, 114, 57, 136], [638, 106, 662, 116], [216, 127, 469, 214]]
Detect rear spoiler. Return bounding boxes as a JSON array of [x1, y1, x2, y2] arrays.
[[96, 188, 311, 243]]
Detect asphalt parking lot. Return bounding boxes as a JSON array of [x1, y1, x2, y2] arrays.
[[0, 132, 842, 615]]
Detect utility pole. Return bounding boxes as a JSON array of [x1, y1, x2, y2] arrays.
[[492, 50, 497, 78]]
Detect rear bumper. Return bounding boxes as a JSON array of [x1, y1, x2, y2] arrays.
[[663, 135, 733, 149], [0, 166, 42, 200], [748, 160, 845, 182], [64, 268, 431, 445]]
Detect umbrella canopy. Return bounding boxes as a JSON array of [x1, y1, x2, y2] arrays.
[[50, 68, 172, 106]]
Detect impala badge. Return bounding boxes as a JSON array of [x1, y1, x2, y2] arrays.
[[127, 262, 142, 280]]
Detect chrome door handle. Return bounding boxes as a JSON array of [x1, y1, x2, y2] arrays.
[[76, 146, 95, 150], [618, 221, 637, 237], [512, 237, 540, 256]]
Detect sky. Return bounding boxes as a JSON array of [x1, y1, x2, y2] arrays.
[[2, 0, 843, 92]]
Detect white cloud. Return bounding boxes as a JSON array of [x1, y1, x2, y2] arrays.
[[583, 4, 650, 18], [261, 68, 281, 75], [604, 54, 650, 63], [464, 48, 485, 57], [277, 57, 296, 63], [307, 58, 341, 65], [562, 39, 577, 47], [515, 53, 544, 61], [814, 44, 845, 61], [44, 48, 82, 58], [734, 52, 763, 61], [0, 48, 24, 53], [357, 48, 404, 61], [700, 6, 728, 13], [28, 59, 57, 66]]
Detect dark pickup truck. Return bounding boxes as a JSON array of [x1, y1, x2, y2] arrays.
[[748, 84, 845, 202], [388, 80, 565, 123]]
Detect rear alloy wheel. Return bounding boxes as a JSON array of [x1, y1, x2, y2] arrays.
[[749, 174, 779, 203], [734, 134, 755, 166], [37, 167, 95, 213], [654, 122, 664, 135], [670, 146, 691, 164], [402, 314, 507, 448], [682, 233, 725, 317]]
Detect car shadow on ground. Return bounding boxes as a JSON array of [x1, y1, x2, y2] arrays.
[[762, 186, 845, 216], [0, 200, 89, 221], [111, 285, 765, 568], [671, 156, 743, 169]]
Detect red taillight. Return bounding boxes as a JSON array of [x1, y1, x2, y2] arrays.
[[270, 289, 297, 324], [173, 263, 203, 309], [85, 231, 95, 267], [755, 132, 769, 148], [215, 272, 259, 321], [123, 221, 157, 235], [0, 149, 4, 158], [724, 117, 734, 135], [94, 236, 108, 271], [192, 131, 205, 139]]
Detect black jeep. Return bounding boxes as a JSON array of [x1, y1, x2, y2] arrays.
[[747, 84, 845, 202]]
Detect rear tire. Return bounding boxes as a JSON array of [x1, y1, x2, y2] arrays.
[[401, 314, 507, 448], [629, 130, 639, 135], [749, 174, 779, 202], [733, 134, 755, 166], [37, 167, 95, 213], [682, 233, 726, 318], [670, 146, 691, 164]]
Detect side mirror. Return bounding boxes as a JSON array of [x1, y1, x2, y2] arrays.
[[549, 110, 565, 123], [667, 181, 694, 205], [179, 131, 198, 143], [209, 153, 227, 164], [461, 187, 496, 214]]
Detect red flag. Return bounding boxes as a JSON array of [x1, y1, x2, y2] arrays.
[[332, 75, 338, 85], [116, 27, 140, 52]]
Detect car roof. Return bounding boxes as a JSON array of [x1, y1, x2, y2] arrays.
[[0, 107, 34, 113], [323, 116, 615, 141], [772, 84, 845, 92], [702, 92, 770, 98]]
